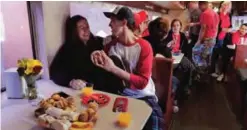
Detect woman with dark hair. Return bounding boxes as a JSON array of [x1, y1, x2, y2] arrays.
[[49, 15, 104, 90], [144, 17, 171, 58], [164, 19, 196, 95]]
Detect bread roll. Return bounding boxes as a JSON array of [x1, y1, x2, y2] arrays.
[[88, 102, 98, 112], [87, 108, 96, 118], [78, 111, 89, 122]]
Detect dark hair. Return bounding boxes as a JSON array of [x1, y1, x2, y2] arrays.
[[148, 17, 169, 38], [127, 22, 135, 31], [64, 15, 88, 44], [218, 1, 224, 10], [242, 23, 247, 27], [170, 19, 182, 31], [199, 1, 208, 5]]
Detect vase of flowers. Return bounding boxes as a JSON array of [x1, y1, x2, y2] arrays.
[[17, 58, 43, 100]]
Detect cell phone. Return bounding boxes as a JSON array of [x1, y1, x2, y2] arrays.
[[113, 97, 128, 112]]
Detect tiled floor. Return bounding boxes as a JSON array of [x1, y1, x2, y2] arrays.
[[172, 80, 242, 130]]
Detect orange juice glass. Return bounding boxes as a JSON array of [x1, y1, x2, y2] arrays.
[[81, 83, 94, 96], [117, 112, 132, 128]]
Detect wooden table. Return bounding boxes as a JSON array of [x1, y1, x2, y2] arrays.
[[1, 80, 152, 130], [172, 53, 184, 64], [155, 53, 184, 65]]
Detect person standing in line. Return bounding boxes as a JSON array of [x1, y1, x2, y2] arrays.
[[192, 1, 219, 73], [187, 1, 201, 60], [210, 1, 232, 82]]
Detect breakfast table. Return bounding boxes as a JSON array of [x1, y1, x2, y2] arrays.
[[1, 79, 152, 130]]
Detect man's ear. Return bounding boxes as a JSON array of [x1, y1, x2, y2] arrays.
[[122, 19, 128, 26]]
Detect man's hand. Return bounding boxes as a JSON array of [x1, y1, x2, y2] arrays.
[[91, 50, 116, 72], [195, 41, 201, 46], [69, 79, 86, 90], [189, 22, 195, 27], [222, 28, 232, 32], [91, 50, 104, 65]]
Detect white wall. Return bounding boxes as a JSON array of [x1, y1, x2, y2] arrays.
[[42, 1, 70, 65]]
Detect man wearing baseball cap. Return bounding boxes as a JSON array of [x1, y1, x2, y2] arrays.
[[134, 10, 150, 37], [91, 6, 165, 130]]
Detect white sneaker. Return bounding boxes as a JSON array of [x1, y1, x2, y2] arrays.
[[173, 106, 179, 113], [217, 74, 224, 82], [211, 73, 219, 78], [174, 100, 178, 106]]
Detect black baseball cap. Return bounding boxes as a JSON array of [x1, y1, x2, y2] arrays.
[[103, 6, 135, 27]]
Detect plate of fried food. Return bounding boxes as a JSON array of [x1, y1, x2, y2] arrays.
[[35, 92, 99, 130]]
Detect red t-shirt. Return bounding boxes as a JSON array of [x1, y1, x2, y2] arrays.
[[218, 12, 231, 40], [200, 8, 219, 38], [172, 33, 181, 52], [232, 31, 247, 45]]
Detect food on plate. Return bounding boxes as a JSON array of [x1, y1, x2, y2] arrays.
[[89, 114, 98, 123], [36, 92, 101, 130], [78, 111, 89, 122], [50, 119, 71, 130], [81, 93, 110, 107], [62, 111, 80, 121], [39, 99, 53, 110], [34, 108, 46, 118], [48, 98, 55, 105], [38, 92, 76, 111], [46, 107, 66, 119], [38, 114, 56, 128], [88, 102, 98, 112], [52, 94, 61, 101], [87, 108, 96, 118], [78, 105, 98, 124], [67, 97, 75, 105], [70, 122, 93, 129]]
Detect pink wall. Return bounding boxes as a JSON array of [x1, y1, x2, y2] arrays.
[[1, 1, 33, 69]]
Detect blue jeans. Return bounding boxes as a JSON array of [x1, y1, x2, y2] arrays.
[[172, 76, 180, 94], [214, 39, 224, 49]]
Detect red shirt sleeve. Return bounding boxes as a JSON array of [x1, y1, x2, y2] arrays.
[[232, 31, 240, 45], [129, 39, 153, 90]]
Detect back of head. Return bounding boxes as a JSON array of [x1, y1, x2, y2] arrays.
[[148, 17, 169, 39]]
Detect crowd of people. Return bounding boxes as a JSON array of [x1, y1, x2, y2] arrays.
[[49, 1, 247, 130]]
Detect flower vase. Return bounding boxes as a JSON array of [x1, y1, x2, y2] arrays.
[[24, 75, 38, 100], [27, 83, 38, 100], [20, 76, 28, 98]]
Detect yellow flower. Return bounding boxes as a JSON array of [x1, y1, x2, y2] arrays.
[[25, 59, 42, 75], [17, 58, 43, 75], [17, 58, 28, 68], [32, 60, 43, 67]]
